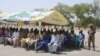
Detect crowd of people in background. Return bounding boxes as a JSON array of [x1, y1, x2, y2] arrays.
[[0, 24, 96, 54]]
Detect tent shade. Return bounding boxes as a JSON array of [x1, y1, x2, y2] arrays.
[[4, 11, 31, 21], [0, 11, 6, 20], [31, 10, 69, 25], [17, 21, 24, 27]]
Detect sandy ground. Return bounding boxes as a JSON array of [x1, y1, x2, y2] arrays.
[[0, 30, 100, 56]]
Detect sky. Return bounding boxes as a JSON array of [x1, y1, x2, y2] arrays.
[[0, 0, 94, 13]]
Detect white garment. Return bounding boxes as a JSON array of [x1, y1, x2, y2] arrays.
[[12, 32, 20, 39], [11, 31, 20, 44], [58, 34, 64, 47], [50, 34, 59, 44], [48, 34, 59, 52], [7, 38, 12, 44], [48, 43, 58, 52], [0, 37, 3, 44]]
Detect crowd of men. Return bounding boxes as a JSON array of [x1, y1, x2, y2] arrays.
[[0, 24, 96, 54]]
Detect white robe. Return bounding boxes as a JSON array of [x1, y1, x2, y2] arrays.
[[48, 34, 59, 52], [0, 37, 3, 44], [8, 31, 20, 44], [58, 34, 64, 47]]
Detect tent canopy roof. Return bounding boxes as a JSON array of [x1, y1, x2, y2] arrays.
[[4, 11, 31, 21], [31, 10, 69, 25]]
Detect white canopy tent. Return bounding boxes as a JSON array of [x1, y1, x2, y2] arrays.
[[4, 11, 31, 22]]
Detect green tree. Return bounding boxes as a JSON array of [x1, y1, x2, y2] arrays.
[[72, 3, 94, 28], [52, 3, 100, 28], [52, 3, 74, 25]]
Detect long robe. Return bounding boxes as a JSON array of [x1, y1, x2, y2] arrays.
[[37, 34, 51, 51], [48, 34, 59, 52]]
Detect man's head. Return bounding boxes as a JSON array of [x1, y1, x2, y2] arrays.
[[79, 30, 83, 34], [89, 24, 94, 29]]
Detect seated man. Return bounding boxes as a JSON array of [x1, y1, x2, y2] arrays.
[[8, 28, 20, 47], [73, 34, 80, 48], [36, 30, 51, 52], [79, 30, 85, 48], [20, 28, 29, 47], [62, 30, 68, 48], [57, 29, 65, 51], [0, 27, 12, 46], [2, 27, 11, 46], [20, 28, 32, 47], [27, 29, 40, 50], [21, 28, 39, 50], [0, 27, 6, 44], [69, 29, 77, 48], [7, 27, 14, 45], [48, 29, 59, 53], [72, 31, 81, 48], [25, 29, 37, 49]]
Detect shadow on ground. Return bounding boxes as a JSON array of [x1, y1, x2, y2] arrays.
[[35, 48, 82, 55]]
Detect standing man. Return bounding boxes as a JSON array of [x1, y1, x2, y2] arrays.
[[88, 24, 96, 51]]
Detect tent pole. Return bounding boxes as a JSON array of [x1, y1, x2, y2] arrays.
[[38, 21, 42, 38], [35, 21, 42, 51]]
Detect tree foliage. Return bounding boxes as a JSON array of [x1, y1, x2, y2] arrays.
[[52, 3, 74, 25], [52, 3, 100, 27]]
